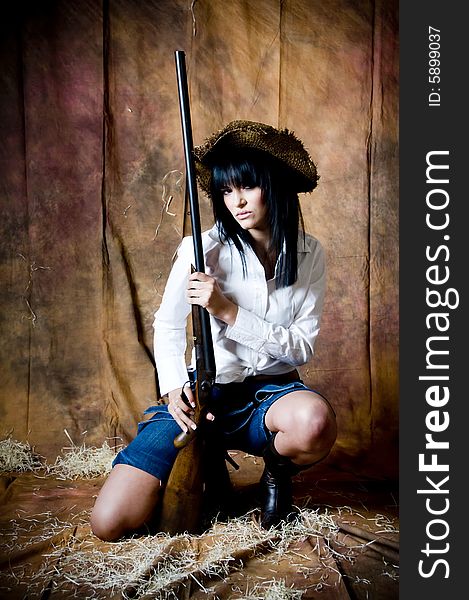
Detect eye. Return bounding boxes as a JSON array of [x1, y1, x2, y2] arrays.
[[221, 186, 232, 196]]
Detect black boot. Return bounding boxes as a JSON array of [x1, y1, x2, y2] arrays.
[[259, 434, 309, 529]]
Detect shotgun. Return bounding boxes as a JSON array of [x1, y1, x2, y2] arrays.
[[157, 50, 225, 534], [173, 49, 216, 450]]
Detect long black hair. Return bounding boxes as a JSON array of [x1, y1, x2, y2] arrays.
[[209, 149, 305, 288]]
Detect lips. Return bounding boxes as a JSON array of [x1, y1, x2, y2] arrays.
[[236, 211, 252, 220]]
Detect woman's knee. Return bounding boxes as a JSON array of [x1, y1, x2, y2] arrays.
[[90, 502, 127, 542], [90, 464, 162, 541], [291, 394, 337, 453]]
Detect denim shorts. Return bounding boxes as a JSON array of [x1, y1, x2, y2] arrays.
[[112, 375, 328, 483]]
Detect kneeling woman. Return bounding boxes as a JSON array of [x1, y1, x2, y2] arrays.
[[91, 120, 337, 541]]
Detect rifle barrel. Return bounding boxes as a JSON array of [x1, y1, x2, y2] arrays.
[[174, 50, 216, 383]]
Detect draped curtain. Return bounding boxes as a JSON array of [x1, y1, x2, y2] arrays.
[[0, 0, 398, 478]]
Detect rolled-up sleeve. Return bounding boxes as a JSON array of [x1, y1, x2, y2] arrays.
[[153, 237, 192, 396], [225, 242, 326, 366]]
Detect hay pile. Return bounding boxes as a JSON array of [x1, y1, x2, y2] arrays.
[[2, 506, 399, 599], [0, 434, 120, 480], [46, 439, 118, 480], [0, 437, 44, 473], [6, 508, 346, 599]]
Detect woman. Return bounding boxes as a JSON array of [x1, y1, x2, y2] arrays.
[[91, 120, 337, 541]]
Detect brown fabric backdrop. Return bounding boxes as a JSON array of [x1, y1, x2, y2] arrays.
[[0, 0, 398, 478]]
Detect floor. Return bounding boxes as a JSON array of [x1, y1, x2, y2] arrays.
[[0, 453, 398, 599]]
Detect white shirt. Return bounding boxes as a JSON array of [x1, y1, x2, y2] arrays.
[[153, 225, 326, 396]]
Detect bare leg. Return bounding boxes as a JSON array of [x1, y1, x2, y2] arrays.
[[90, 464, 162, 541], [264, 390, 337, 465]]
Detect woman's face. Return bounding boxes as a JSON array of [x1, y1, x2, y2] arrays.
[[222, 185, 268, 234]]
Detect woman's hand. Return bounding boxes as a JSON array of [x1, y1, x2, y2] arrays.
[[167, 385, 215, 433], [186, 272, 238, 325], [167, 386, 197, 433]]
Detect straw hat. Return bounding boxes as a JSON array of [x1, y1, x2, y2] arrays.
[[194, 120, 318, 195]]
